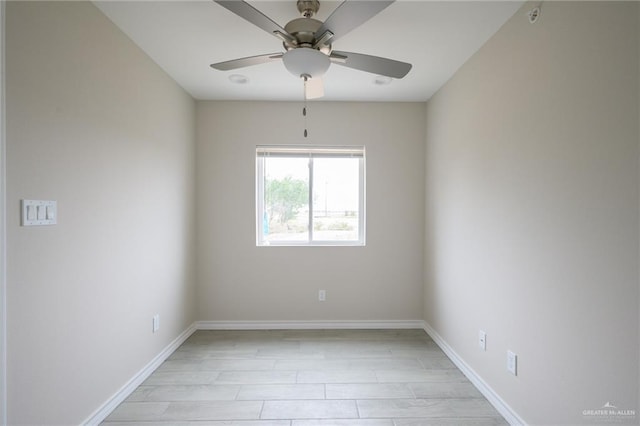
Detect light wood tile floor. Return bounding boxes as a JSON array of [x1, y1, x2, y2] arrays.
[[102, 329, 508, 426]]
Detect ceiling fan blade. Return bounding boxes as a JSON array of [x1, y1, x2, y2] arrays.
[[214, 1, 294, 44], [316, 1, 394, 43], [305, 77, 324, 99], [330, 50, 412, 79], [210, 53, 283, 71]]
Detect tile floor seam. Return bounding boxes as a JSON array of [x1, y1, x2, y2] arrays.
[[408, 382, 418, 400]]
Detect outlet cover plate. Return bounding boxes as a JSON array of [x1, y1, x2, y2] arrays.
[[478, 330, 487, 351], [507, 350, 517, 375], [152, 314, 160, 333]]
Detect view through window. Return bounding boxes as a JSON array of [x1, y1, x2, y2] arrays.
[[256, 146, 365, 246]]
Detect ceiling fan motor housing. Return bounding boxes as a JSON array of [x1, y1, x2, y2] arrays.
[[283, 18, 331, 55]]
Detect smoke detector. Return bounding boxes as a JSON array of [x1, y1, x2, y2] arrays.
[[528, 6, 541, 24]]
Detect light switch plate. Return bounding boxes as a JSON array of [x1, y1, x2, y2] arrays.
[[21, 200, 57, 226]]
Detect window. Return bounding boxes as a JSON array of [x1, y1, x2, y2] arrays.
[[256, 145, 365, 246]]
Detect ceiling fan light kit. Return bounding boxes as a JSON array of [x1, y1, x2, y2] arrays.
[[211, 0, 412, 99], [283, 48, 330, 79]]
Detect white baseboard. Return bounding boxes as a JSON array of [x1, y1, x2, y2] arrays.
[[196, 320, 426, 330], [422, 322, 526, 426], [82, 322, 197, 426]]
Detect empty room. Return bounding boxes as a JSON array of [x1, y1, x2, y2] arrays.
[[2, 0, 639, 425]]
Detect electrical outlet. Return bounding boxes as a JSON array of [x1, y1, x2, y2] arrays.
[[507, 350, 517, 375], [318, 290, 326, 302], [152, 314, 160, 333], [478, 330, 487, 351]]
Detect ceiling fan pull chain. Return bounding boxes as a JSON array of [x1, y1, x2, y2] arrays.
[[303, 75, 309, 138], [303, 105, 308, 138]]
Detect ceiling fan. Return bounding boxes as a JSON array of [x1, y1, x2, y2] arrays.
[[210, 0, 412, 99]]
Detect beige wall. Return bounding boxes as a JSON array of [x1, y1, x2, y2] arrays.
[[6, 2, 196, 424], [425, 1, 639, 424], [196, 101, 425, 322]]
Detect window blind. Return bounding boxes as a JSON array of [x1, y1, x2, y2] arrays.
[[256, 145, 364, 158]]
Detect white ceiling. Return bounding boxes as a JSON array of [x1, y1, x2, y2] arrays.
[[94, 0, 523, 102]]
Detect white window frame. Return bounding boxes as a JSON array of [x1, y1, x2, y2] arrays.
[[256, 145, 366, 247]]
